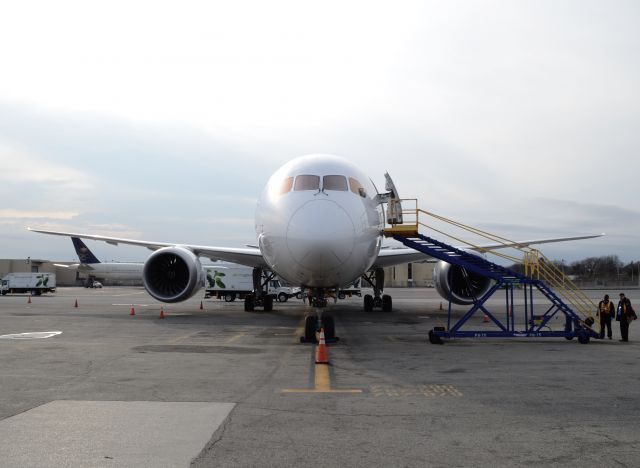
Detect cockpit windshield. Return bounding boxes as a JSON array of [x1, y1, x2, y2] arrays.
[[280, 173, 367, 197], [294, 174, 320, 191], [323, 175, 348, 191]]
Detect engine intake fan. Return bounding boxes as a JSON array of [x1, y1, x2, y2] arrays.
[[143, 246, 203, 303], [434, 259, 493, 305]]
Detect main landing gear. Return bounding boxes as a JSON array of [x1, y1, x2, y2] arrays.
[[362, 268, 392, 312], [300, 289, 337, 344], [243, 267, 275, 312]]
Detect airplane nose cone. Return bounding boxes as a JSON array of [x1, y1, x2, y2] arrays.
[[286, 199, 355, 272]]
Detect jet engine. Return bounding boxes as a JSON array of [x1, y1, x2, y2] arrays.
[[143, 246, 203, 303], [433, 258, 493, 305]]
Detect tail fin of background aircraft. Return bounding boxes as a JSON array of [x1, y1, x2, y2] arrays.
[[72, 237, 101, 264]]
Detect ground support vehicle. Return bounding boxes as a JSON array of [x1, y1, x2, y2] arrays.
[[1, 273, 56, 295]]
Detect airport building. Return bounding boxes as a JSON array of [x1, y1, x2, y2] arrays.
[[0, 259, 84, 286], [383, 262, 435, 288], [1, 258, 434, 288], [0, 259, 133, 286]]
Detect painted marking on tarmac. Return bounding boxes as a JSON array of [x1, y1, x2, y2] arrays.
[[112, 303, 150, 307], [170, 334, 192, 344], [283, 318, 360, 393], [282, 338, 362, 394], [282, 363, 363, 394], [0, 331, 62, 340], [110, 291, 148, 297], [370, 384, 463, 397], [225, 332, 246, 343]]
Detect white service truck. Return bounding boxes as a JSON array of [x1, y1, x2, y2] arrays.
[[204, 265, 300, 302], [1, 273, 56, 295]]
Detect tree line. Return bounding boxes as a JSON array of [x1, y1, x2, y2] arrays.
[[508, 255, 640, 285]]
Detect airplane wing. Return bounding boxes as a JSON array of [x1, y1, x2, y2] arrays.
[[31, 228, 602, 271], [28, 228, 268, 268], [372, 233, 604, 269]]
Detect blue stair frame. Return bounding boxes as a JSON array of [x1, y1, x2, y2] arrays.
[[393, 234, 599, 344]]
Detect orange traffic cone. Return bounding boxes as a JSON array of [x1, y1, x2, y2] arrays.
[[159, 307, 165, 319], [439, 302, 443, 311], [27, 295, 32, 304], [315, 328, 329, 364], [483, 313, 489, 323], [199, 301, 203, 310], [129, 305, 135, 316], [74, 299, 78, 308]]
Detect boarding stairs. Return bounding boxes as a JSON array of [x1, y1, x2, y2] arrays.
[[383, 200, 599, 343]]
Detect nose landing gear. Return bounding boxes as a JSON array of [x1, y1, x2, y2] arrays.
[[300, 289, 337, 343]]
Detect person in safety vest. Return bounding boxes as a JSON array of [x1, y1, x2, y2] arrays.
[[616, 292, 637, 342], [597, 294, 614, 339]]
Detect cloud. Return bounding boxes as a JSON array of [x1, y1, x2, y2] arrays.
[[0, 210, 79, 220], [0, 2, 639, 262], [0, 140, 94, 192]]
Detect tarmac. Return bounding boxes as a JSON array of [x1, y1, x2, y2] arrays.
[[0, 287, 639, 467]]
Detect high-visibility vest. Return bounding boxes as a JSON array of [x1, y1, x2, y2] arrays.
[[599, 301, 612, 315]]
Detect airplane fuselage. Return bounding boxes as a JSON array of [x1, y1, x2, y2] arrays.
[[255, 154, 384, 288], [73, 263, 144, 281]]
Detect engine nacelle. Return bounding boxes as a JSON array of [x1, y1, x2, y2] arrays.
[[433, 258, 493, 305], [143, 246, 203, 303]]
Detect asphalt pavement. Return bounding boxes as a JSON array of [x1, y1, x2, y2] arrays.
[[0, 287, 639, 467]]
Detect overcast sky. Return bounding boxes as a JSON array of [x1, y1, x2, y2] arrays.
[[0, 0, 638, 264]]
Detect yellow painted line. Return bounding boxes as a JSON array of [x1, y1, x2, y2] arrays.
[[282, 361, 363, 394], [283, 317, 362, 394], [314, 363, 331, 391], [225, 332, 246, 344], [282, 364, 362, 394], [169, 334, 191, 344]]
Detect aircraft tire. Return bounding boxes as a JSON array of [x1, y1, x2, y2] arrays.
[[304, 315, 316, 343], [323, 315, 335, 340], [577, 330, 590, 344], [382, 294, 392, 312], [244, 295, 255, 312], [364, 294, 374, 312], [428, 330, 443, 345]]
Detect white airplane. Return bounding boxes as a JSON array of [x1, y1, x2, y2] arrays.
[[30, 154, 601, 342], [55, 237, 144, 286]]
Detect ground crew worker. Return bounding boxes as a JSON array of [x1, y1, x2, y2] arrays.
[[616, 292, 637, 342], [597, 294, 614, 339]]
